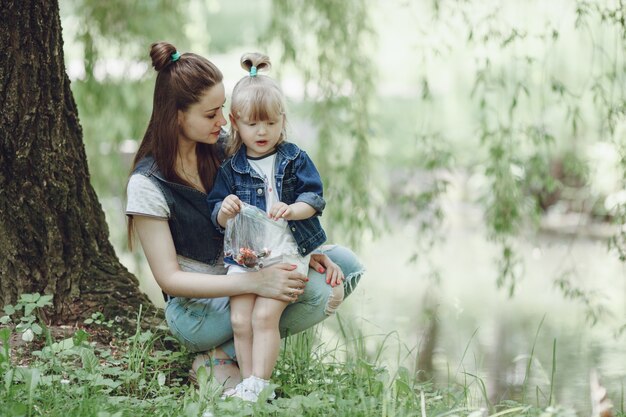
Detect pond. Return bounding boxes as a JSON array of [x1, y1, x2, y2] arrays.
[[333, 202, 625, 414]]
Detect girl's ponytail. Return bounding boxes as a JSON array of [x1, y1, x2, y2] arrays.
[[240, 52, 271, 75]]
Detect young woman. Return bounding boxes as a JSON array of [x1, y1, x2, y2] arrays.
[[125, 42, 364, 396]]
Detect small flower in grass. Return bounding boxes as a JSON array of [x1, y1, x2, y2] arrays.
[[60, 379, 70, 385]]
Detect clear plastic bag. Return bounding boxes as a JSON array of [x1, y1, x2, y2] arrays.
[[223, 202, 286, 270]]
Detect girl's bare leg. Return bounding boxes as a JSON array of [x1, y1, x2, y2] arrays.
[[251, 297, 289, 379], [230, 293, 256, 378]]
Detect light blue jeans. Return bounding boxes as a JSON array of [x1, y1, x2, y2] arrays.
[[164, 245, 365, 358], [165, 245, 364, 358]]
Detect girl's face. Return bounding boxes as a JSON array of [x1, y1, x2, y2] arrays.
[[231, 113, 284, 158], [178, 83, 227, 145]]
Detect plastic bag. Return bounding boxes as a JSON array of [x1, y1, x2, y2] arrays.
[[223, 202, 286, 270]]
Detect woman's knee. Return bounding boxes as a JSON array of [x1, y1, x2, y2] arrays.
[[165, 297, 232, 353], [325, 282, 345, 315]]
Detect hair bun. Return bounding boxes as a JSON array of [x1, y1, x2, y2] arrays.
[[240, 52, 271, 74], [150, 41, 179, 72]]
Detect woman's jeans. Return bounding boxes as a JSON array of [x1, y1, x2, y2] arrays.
[[164, 245, 365, 358]]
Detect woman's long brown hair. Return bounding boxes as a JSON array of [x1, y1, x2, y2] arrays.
[[127, 41, 223, 249]]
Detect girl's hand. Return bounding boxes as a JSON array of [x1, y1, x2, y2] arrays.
[[269, 202, 292, 220], [220, 194, 242, 219], [310, 253, 344, 287], [253, 263, 308, 302]]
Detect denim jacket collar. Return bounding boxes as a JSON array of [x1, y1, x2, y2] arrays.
[[229, 142, 301, 174]]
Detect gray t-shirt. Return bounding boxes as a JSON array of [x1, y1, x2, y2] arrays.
[[126, 174, 226, 275]]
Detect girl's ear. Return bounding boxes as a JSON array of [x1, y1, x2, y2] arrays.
[[280, 113, 287, 141], [229, 114, 238, 131], [177, 110, 184, 127]]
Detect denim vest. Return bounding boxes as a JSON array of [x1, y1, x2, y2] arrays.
[[133, 156, 224, 265], [207, 142, 327, 256]]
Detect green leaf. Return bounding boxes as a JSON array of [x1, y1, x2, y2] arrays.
[[31, 323, 43, 335], [46, 337, 75, 353], [90, 375, 122, 389], [73, 329, 90, 345], [16, 367, 41, 398], [36, 295, 53, 308], [80, 348, 100, 372], [4, 368, 15, 391], [0, 326, 10, 345], [20, 293, 39, 303], [4, 401, 27, 416], [3, 305, 16, 315], [24, 304, 36, 317]]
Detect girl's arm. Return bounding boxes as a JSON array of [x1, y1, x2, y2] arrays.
[[207, 165, 235, 231], [269, 150, 325, 220], [269, 201, 316, 221], [293, 150, 325, 214], [134, 215, 307, 301]]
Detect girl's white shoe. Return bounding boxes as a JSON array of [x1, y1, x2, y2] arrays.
[[222, 380, 258, 402], [222, 375, 276, 402], [243, 375, 276, 400]]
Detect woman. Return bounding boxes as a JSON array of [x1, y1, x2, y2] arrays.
[[125, 41, 364, 393]]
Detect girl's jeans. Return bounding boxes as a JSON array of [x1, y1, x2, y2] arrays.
[[164, 245, 365, 358]]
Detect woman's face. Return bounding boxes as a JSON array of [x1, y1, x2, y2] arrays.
[[178, 82, 227, 145]]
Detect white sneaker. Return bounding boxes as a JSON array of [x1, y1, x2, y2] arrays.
[[243, 375, 276, 400], [223, 381, 258, 402]]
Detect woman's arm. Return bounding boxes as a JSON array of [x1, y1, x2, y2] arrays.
[[133, 216, 307, 301]]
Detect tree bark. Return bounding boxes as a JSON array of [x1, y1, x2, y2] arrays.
[[0, 0, 155, 325]]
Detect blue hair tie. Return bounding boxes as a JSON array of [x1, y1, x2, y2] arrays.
[[171, 51, 181, 62], [249, 66, 257, 77]]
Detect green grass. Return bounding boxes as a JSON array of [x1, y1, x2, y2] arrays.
[[1, 304, 605, 417]]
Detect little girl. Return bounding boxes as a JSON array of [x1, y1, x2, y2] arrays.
[[206, 52, 343, 401]]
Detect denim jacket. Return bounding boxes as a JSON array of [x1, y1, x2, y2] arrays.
[[133, 156, 224, 266], [207, 142, 327, 256]]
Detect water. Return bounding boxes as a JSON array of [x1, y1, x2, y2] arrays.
[[336, 201, 626, 413]]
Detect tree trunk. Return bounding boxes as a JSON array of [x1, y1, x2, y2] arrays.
[[0, 0, 155, 325]]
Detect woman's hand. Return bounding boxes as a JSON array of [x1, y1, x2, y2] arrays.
[[251, 263, 308, 302], [310, 253, 344, 287]]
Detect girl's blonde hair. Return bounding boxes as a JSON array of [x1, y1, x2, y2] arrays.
[[227, 52, 287, 156]]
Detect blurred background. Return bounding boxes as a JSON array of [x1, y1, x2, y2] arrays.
[[59, 0, 625, 413]]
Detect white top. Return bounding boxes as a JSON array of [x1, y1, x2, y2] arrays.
[[247, 153, 279, 209], [126, 173, 226, 274]]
